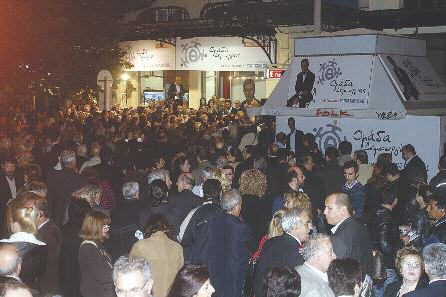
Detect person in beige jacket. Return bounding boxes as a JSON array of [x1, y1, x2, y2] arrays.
[[130, 214, 183, 297]]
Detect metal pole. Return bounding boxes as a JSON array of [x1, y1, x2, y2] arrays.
[[314, 0, 321, 35]]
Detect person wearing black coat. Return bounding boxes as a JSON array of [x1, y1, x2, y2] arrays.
[[107, 182, 146, 261], [180, 179, 225, 261], [325, 193, 372, 276], [405, 243, 446, 297], [45, 150, 87, 227], [59, 199, 91, 297], [285, 117, 304, 156], [317, 147, 345, 196], [371, 188, 405, 287], [190, 190, 256, 297], [427, 194, 446, 244], [254, 209, 311, 297], [167, 173, 202, 238], [286, 59, 315, 108], [429, 155, 446, 198], [401, 145, 427, 184]]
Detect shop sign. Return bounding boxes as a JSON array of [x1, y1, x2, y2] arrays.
[[176, 37, 270, 71], [120, 40, 176, 71], [266, 68, 286, 79]]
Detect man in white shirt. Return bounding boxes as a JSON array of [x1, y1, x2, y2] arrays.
[[296, 234, 336, 297]]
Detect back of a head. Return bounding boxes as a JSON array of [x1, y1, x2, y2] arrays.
[[338, 141, 352, 156], [381, 186, 398, 206], [328, 258, 362, 297], [220, 189, 242, 213], [0, 244, 21, 277], [0, 280, 32, 297], [149, 179, 168, 206], [167, 264, 209, 297], [325, 147, 339, 161], [9, 205, 38, 235], [423, 243, 446, 280], [354, 150, 368, 164], [202, 178, 222, 201], [23, 181, 47, 198], [264, 266, 301, 297], [67, 198, 92, 225], [333, 192, 353, 216], [122, 182, 139, 200]]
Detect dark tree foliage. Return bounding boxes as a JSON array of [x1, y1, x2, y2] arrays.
[[0, 0, 152, 104]]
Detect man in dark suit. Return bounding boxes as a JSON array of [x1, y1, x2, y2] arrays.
[[46, 150, 86, 227], [108, 182, 146, 261], [0, 156, 22, 236], [191, 189, 256, 297], [324, 192, 372, 276], [180, 179, 224, 261], [32, 196, 62, 296], [168, 173, 202, 238], [287, 58, 315, 108], [401, 144, 427, 184], [317, 147, 345, 197], [167, 76, 186, 110], [427, 194, 446, 244], [254, 208, 312, 297], [286, 117, 304, 156], [405, 243, 446, 297]]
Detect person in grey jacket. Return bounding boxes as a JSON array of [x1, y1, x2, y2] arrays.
[[295, 234, 336, 297]]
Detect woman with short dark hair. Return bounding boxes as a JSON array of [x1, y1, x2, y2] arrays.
[[328, 258, 362, 297], [167, 264, 215, 297], [264, 266, 301, 297]]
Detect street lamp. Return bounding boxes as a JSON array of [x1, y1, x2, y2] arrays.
[[121, 73, 130, 107]]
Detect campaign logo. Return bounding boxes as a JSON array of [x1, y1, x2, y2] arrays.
[[317, 59, 342, 85], [180, 40, 206, 67], [313, 124, 347, 152]]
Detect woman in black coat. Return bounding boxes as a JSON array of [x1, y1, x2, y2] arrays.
[[239, 169, 270, 242], [78, 210, 115, 297], [60, 199, 91, 297], [384, 247, 427, 297]]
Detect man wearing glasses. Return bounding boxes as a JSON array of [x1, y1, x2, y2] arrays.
[[113, 256, 153, 297]]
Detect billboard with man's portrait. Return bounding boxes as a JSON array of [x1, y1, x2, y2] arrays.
[[285, 55, 374, 109]]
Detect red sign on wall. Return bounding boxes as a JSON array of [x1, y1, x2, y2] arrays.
[[266, 68, 286, 79]]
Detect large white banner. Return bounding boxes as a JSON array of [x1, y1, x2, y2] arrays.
[[277, 115, 441, 181], [176, 37, 270, 71], [285, 55, 374, 109], [120, 40, 176, 71], [381, 54, 446, 101]]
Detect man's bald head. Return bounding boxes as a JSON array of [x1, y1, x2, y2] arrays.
[[0, 245, 21, 278]]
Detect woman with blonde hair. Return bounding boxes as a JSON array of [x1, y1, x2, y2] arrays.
[[283, 190, 312, 212], [78, 210, 115, 297], [1, 191, 46, 290], [239, 169, 270, 241]]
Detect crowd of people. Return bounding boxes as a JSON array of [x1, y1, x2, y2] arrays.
[[0, 100, 445, 297]]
